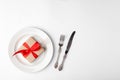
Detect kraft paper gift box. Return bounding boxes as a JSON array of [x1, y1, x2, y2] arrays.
[[13, 37, 45, 63]]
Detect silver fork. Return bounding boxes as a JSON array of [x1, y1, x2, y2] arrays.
[[54, 35, 65, 68]]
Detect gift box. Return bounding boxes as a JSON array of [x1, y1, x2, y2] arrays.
[[13, 37, 45, 63]]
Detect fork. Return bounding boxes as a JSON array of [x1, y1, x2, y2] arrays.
[[54, 35, 65, 68]]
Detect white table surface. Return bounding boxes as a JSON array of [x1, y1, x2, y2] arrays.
[[0, 0, 120, 80]]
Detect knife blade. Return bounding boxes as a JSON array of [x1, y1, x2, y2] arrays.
[[65, 31, 76, 54], [58, 31, 76, 71]]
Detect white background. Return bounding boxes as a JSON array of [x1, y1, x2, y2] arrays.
[[0, 0, 120, 80]]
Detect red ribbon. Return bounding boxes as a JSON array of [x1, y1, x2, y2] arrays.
[[13, 42, 41, 58]]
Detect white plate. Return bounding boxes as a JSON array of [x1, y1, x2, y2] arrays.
[[8, 27, 54, 72]]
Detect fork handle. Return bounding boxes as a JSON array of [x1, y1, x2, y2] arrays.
[[54, 47, 61, 68]]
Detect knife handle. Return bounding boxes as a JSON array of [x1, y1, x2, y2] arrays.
[[58, 54, 67, 71]]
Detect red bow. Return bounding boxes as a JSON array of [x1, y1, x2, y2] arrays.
[[13, 42, 41, 58]]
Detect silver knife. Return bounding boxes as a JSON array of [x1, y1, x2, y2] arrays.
[[58, 31, 76, 71]]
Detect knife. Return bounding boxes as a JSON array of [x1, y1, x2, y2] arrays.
[[58, 31, 76, 71]]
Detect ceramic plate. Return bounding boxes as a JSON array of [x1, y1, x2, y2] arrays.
[[8, 27, 54, 72]]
